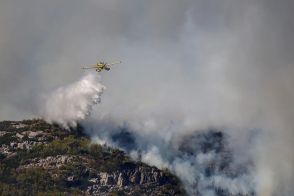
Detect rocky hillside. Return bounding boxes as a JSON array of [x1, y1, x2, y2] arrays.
[[0, 119, 185, 195]]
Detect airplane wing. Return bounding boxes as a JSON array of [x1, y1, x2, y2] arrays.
[[81, 64, 98, 69], [108, 61, 122, 66], [81, 66, 97, 69]]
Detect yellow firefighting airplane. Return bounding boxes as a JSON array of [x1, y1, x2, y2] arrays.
[[82, 60, 122, 72]]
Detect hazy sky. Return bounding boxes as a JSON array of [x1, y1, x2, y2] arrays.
[[1, 0, 293, 122], [0, 1, 293, 195]]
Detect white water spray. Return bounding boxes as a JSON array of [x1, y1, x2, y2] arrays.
[[40, 73, 105, 129]]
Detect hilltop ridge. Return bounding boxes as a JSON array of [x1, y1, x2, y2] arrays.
[[0, 119, 185, 195]]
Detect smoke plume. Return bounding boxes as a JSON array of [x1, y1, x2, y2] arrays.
[[40, 73, 105, 129], [0, 0, 293, 195]]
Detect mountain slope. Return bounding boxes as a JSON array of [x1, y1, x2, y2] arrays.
[[0, 119, 185, 195]]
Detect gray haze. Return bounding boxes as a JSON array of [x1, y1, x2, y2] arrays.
[[1, 0, 294, 195]]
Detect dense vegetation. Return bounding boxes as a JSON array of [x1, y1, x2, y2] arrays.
[[0, 119, 185, 196]]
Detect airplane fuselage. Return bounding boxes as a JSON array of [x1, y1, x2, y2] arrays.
[[82, 60, 121, 72]]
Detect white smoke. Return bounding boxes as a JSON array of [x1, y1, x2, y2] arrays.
[[1, 1, 293, 195], [84, 120, 256, 195], [40, 73, 105, 129]]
